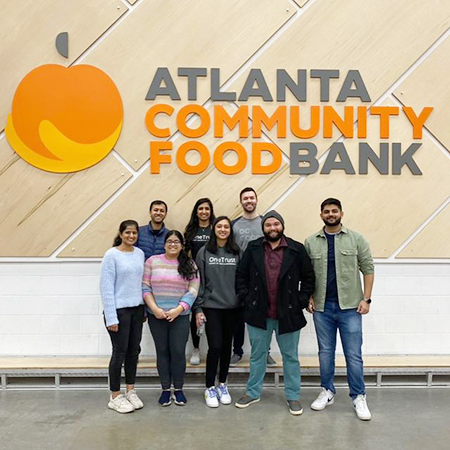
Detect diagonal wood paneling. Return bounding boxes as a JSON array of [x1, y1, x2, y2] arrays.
[[292, 0, 310, 7], [393, 36, 450, 154], [0, 137, 132, 256], [397, 204, 450, 258], [0, 0, 127, 133], [0, 138, 20, 175], [229, 0, 450, 159], [81, 0, 294, 170], [58, 104, 297, 257], [274, 100, 450, 258]]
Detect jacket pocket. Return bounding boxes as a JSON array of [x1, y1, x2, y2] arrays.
[[340, 248, 358, 273]]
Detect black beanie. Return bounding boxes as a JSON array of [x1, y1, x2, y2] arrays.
[[262, 210, 285, 230]]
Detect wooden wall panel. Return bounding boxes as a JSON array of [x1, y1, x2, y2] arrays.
[[293, 0, 310, 7], [0, 138, 19, 175], [0, 0, 127, 132], [58, 106, 297, 257], [275, 101, 450, 258], [229, 0, 450, 159], [1, 0, 449, 259], [81, 0, 294, 169], [394, 36, 450, 154], [0, 150, 132, 257], [398, 204, 450, 258]]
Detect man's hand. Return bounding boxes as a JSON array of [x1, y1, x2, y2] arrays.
[[107, 324, 119, 332], [357, 300, 370, 315], [307, 297, 315, 314]]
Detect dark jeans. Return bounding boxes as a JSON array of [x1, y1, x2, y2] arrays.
[[107, 305, 144, 392], [190, 313, 200, 349], [204, 308, 239, 388], [148, 314, 190, 390], [232, 307, 245, 356]]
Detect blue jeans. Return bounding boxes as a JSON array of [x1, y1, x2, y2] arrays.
[[246, 319, 301, 401], [313, 301, 365, 398]]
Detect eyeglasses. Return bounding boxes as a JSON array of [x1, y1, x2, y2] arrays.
[[166, 240, 181, 246]]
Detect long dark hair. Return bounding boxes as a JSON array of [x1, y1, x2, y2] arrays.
[[113, 220, 139, 247], [184, 198, 215, 252], [165, 230, 197, 281], [205, 216, 240, 255]]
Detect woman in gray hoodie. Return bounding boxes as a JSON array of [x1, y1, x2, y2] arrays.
[[194, 216, 241, 408]]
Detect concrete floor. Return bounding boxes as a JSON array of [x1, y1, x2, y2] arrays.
[[1, 388, 449, 450]]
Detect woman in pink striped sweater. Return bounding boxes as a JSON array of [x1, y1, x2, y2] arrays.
[[142, 230, 199, 406]]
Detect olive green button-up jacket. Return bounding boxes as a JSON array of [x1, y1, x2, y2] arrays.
[[305, 225, 374, 312]]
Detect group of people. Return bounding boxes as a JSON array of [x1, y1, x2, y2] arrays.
[[100, 188, 374, 421]]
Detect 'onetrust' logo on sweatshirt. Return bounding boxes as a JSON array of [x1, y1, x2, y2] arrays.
[[208, 256, 237, 266]]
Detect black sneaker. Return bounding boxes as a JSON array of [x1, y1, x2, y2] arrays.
[[287, 400, 303, 416], [230, 353, 242, 366], [235, 395, 260, 408], [173, 390, 187, 406], [158, 390, 172, 407]]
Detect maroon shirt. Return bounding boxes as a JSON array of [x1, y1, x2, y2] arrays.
[[264, 236, 288, 319]]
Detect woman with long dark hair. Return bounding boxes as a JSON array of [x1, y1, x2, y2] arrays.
[[193, 216, 241, 408], [184, 198, 215, 365], [100, 220, 145, 414], [142, 230, 199, 406]]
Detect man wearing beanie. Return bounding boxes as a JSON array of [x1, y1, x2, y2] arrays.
[[235, 210, 315, 415]]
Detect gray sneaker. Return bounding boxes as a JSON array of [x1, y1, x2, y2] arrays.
[[267, 354, 277, 366], [230, 353, 242, 366], [287, 400, 303, 416], [235, 395, 260, 409]]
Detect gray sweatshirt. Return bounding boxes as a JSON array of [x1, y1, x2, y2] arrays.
[[193, 246, 240, 313], [232, 216, 263, 252]]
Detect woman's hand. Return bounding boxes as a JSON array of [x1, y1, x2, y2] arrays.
[[107, 324, 119, 332], [153, 307, 168, 320], [166, 305, 183, 322], [196, 312, 206, 328]]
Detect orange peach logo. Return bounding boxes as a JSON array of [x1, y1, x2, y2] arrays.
[[6, 64, 123, 173]]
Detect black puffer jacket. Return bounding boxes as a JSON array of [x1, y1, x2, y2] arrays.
[[236, 236, 315, 335]]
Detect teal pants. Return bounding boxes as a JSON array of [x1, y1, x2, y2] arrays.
[[246, 319, 301, 401]]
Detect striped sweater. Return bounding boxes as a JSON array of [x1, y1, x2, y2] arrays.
[[142, 254, 199, 314]]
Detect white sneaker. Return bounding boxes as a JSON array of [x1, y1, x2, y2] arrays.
[[217, 383, 232, 405], [205, 387, 219, 408], [108, 393, 134, 413], [190, 348, 201, 365], [125, 389, 144, 410], [311, 387, 335, 411], [353, 394, 371, 421]]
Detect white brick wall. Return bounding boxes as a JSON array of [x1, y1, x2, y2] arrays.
[[0, 261, 449, 356]]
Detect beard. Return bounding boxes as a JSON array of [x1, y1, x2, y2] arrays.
[[322, 216, 341, 227], [243, 203, 256, 213], [264, 230, 283, 242]]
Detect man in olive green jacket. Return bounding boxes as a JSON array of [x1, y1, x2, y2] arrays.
[[305, 198, 374, 421]]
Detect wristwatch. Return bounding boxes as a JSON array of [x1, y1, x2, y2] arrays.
[[363, 298, 372, 304]]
